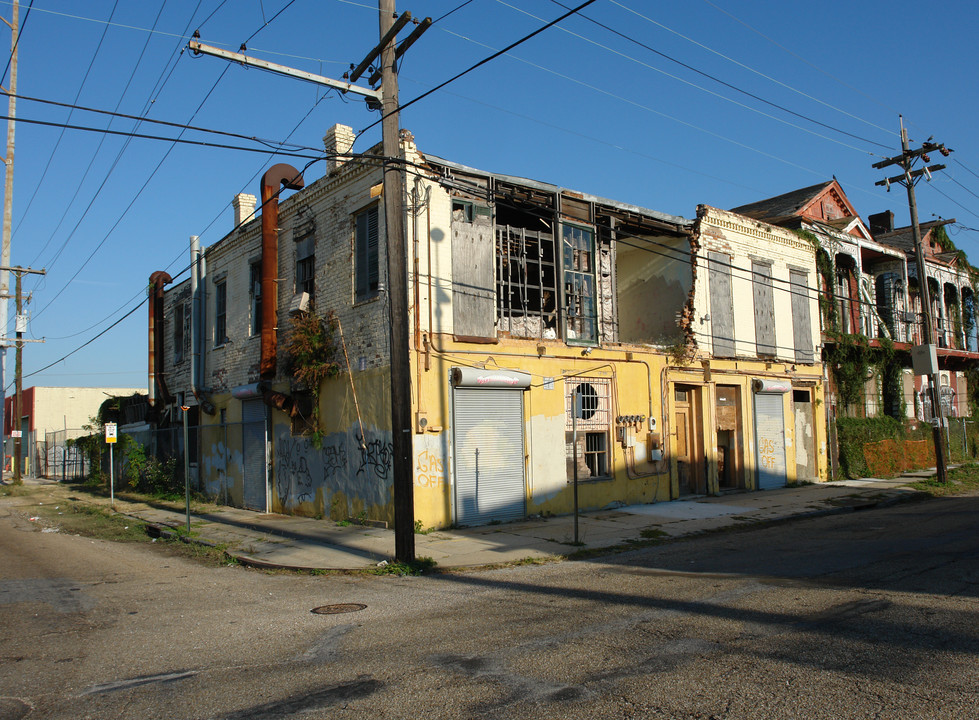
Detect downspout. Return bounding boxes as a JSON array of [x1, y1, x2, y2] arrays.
[[190, 236, 201, 397], [147, 270, 173, 408], [259, 163, 305, 379]]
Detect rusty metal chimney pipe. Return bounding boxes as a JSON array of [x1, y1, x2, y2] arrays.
[[147, 271, 173, 406], [260, 163, 304, 378]]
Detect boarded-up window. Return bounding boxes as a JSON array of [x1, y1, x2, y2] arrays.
[[452, 206, 495, 338], [752, 260, 776, 357], [355, 206, 379, 302], [789, 269, 814, 364], [708, 251, 735, 357]]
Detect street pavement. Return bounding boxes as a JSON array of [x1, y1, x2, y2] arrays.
[[4, 471, 937, 571]]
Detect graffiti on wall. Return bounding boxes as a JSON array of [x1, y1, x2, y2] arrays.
[[415, 448, 445, 488], [357, 434, 393, 482], [273, 426, 393, 512]]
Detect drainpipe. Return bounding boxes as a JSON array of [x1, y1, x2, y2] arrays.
[[190, 236, 201, 397], [148, 271, 173, 407], [260, 163, 305, 379]]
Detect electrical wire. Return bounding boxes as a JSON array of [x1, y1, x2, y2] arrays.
[[432, 23, 886, 197], [0, 113, 323, 158], [27, 2, 312, 311], [12, 0, 122, 240], [358, 0, 599, 136], [26, 0, 170, 267], [2, 92, 322, 154], [536, 0, 892, 151], [694, 0, 902, 124]]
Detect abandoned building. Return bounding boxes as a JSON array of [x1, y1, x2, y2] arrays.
[[147, 124, 828, 529]]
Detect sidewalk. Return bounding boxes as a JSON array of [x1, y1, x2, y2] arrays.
[[10, 474, 929, 571]]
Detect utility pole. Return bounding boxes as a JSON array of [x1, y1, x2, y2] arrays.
[[0, 0, 19, 478], [873, 116, 952, 483], [188, 6, 429, 561], [378, 0, 414, 563], [2, 265, 44, 484]]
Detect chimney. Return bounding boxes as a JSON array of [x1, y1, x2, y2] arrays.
[[324, 123, 356, 175], [233, 193, 257, 228], [868, 210, 894, 237]]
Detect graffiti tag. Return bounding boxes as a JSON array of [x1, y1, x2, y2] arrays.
[[357, 435, 393, 481], [415, 449, 445, 488]]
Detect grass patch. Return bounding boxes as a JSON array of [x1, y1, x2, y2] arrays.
[[909, 463, 979, 497], [640, 527, 667, 539], [31, 501, 150, 543]]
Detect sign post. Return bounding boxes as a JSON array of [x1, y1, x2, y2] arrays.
[[105, 422, 117, 509]]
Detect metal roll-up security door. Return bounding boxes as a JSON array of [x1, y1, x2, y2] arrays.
[[452, 367, 529, 526], [241, 398, 268, 511], [753, 379, 788, 490]]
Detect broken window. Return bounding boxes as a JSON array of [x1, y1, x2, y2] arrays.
[[496, 225, 558, 339], [565, 378, 611, 480], [562, 224, 598, 345]]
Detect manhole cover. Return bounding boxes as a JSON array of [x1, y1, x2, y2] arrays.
[[311, 603, 366, 615]]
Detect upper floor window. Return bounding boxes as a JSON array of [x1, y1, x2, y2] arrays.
[[295, 234, 314, 302], [215, 280, 227, 346], [562, 224, 598, 344], [355, 205, 379, 302]]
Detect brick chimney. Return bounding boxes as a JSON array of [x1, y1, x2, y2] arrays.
[[324, 123, 356, 175], [233, 193, 257, 228], [868, 210, 894, 237]]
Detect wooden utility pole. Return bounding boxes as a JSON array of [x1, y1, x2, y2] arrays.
[[378, 0, 415, 563], [2, 265, 44, 483], [1, 0, 18, 475], [873, 116, 952, 483]]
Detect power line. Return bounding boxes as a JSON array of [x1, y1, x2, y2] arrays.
[[694, 0, 902, 124], [432, 24, 888, 199], [13, 0, 122, 240], [25, 0, 170, 267], [537, 0, 892, 151], [3, 91, 322, 152], [0, 113, 323, 157], [359, 0, 600, 136]]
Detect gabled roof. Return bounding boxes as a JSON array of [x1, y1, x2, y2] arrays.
[[730, 182, 831, 223], [730, 179, 860, 228], [874, 219, 947, 253]]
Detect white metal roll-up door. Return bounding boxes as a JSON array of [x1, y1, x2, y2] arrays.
[[241, 399, 268, 512], [453, 388, 526, 526], [754, 392, 787, 490]]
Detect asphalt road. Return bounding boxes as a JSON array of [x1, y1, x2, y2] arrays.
[[1, 492, 977, 719]]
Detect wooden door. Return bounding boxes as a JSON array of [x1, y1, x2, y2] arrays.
[[674, 385, 705, 495]]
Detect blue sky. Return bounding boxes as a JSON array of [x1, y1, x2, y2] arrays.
[[4, 0, 979, 391]]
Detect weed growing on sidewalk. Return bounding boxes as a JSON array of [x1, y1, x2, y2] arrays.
[[368, 556, 437, 576]]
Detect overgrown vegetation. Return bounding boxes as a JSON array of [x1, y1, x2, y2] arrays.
[[835, 416, 979, 479], [285, 310, 343, 432]]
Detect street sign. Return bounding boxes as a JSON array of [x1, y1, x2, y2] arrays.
[[105, 422, 117, 444]]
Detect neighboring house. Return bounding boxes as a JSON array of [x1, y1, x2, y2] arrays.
[[731, 181, 976, 423], [2, 386, 142, 476], [148, 124, 828, 529]]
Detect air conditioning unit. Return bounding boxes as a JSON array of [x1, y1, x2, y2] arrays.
[[288, 292, 310, 316]]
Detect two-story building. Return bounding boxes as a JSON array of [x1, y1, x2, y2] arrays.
[[148, 125, 828, 528]]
